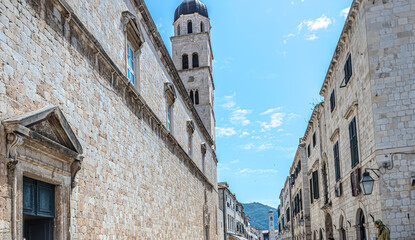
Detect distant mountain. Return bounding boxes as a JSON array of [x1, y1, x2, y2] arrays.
[[242, 202, 278, 230]]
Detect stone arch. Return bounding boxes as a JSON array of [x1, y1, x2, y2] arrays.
[[356, 208, 367, 240], [325, 213, 334, 239], [339, 214, 347, 240]]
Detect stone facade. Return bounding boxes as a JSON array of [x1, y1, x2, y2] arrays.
[[277, 0, 415, 239], [171, 12, 215, 141], [218, 182, 252, 240], [0, 0, 219, 239]]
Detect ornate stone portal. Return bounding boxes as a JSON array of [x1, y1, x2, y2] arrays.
[[2, 106, 83, 239]]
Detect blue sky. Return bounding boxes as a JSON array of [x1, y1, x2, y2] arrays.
[[146, 0, 353, 208]]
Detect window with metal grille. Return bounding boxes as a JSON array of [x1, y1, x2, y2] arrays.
[[182, 54, 189, 69], [333, 142, 341, 182], [330, 90, 336, 112], [344, 54, 352, 85], [349, 117, 359, 168]]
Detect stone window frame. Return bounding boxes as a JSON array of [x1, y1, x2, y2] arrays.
[[122, 11, 144, 88], [165, 82, 177, 133], [2, 106, 83, 240], [201, 142, 207, 173], [187, 120, 195, 157]]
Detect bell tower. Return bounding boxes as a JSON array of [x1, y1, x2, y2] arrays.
[[269, 209, 275, 240], [171, 0, 215, 142]]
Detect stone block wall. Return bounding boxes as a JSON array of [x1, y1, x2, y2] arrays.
[[0, 0, 218, 239], [365, 0, 415, 238]]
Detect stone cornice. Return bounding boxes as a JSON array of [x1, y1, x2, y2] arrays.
[[319, 0, 362, 96], [304, 103, 324, 140], [134, 0, 217, 151]]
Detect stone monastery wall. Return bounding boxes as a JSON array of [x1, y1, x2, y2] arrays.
[[0, 0, 218, 239]]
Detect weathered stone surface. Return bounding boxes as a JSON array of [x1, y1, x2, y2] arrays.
[[0, 0, 218, 239]]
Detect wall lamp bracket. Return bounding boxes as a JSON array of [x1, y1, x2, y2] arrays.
[[365, 168, 381, 178]]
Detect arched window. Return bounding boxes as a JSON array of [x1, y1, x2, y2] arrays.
[[187, 21, 193, 34], [192, 53, 199, 68], [200, 22, 204, 32], [195, 90, 199, 105], [189, 90, 194, 104], [177, 25, 181, 36], [358, 209, 366, 240], [182, 54, 189, 69]]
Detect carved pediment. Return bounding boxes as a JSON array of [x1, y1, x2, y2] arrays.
[[187, 120, 195, 134], [164, 82, 176, 105], [2, 106, 83, 158], [122, 11, 144, 49]]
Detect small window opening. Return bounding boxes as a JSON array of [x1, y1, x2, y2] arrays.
[[182, 54, 189, 69], [188, 21, 193, 34], [192, 53, 199, 68]]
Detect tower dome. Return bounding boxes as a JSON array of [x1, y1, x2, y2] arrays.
[[174, 0, 208, 22]]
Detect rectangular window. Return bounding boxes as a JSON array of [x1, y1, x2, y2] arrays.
[[330, 90, 336, 112], [309, 178, 314, 204], [312, 170, 320, 200], [349, 117, 359, 168], [127, 43, 135, 85], [307, 145, 311, 158], [333, 142, 341, 182], [344, 54, 352, 85], [313, 132, 317, 148]]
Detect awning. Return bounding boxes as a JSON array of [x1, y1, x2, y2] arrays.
[[228, 233, 247, 240]]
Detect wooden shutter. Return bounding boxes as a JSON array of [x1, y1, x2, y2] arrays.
[[349, 118, 359, 168], [313, 170, 319, 199], [299, 189, 303, 211], [344, 55, 352, 84], [330, 91, 336, 112], [309, 178, 314, 203], [333, 142, 341, 182], [23, 177, 55, 218], [350, 168, 361, 196]]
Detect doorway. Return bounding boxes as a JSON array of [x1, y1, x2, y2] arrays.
[[357, 209, 366, 240]]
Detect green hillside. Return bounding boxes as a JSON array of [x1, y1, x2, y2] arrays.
[[242, 202, 278, 230]]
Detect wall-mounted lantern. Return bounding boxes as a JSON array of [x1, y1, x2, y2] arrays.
[[360, 168, 381, 195]]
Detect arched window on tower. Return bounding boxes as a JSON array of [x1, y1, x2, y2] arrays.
[[182, 54, 189, 70], [195, 90, 199, 105], [189, 90, 194, 104], [192, 53, 199, 68], [177, 24, 181, 36], [200, 22, 204, 33], [187, 21, 193, 34]]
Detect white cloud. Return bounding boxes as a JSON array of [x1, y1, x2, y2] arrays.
[[258, 112, 286, 131], [241, 143, 255, 150], [230, 159, 240, 164], [231, 109, 252, 126], [237, 168, 278, 175], [216, 127, 237, 137], [260, 107, 282, 115], [239, 131, 250, 138], [299, 14, 333, 31], [221, 93, 236, 109], [340, 8, 350, 19], [306, 34, 318, 41]]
